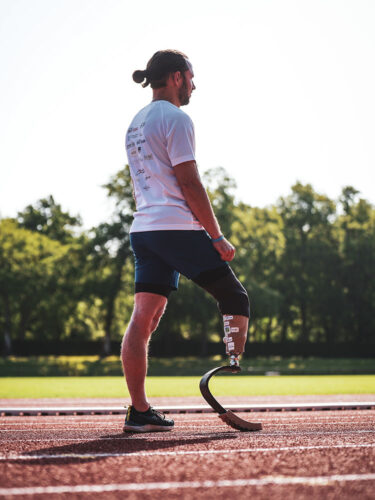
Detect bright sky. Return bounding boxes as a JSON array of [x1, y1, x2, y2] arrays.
[[1, 0, 374, 229]]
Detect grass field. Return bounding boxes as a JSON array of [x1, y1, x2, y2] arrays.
[[0, 375, 374, 399], [1, 356, 375, 376]]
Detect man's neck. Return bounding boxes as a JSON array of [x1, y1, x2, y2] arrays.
[[152, 89, 180, 108]]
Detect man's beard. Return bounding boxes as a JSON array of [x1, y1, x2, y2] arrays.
[[178, 77, 190, 106]]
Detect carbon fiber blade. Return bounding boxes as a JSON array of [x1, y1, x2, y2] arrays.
[[199, 365, 262, 432], [199, 365, 241, 414], [219, 410, 262, 431]]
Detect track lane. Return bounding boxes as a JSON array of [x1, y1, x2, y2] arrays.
[[1, 410, 375, 498]]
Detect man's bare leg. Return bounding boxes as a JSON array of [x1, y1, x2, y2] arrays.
[[222, 314, 248, 360], [121, 292, 167, 412]]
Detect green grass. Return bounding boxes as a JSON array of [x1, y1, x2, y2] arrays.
[[1, 356, 375, 377], [0, 375, 374, 399]]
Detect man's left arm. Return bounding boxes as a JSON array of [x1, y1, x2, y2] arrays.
[[174, 160, 235, 262]]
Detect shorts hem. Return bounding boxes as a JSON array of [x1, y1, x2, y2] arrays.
[[135, 282, 176, 298], [130, 226, 204, 232]]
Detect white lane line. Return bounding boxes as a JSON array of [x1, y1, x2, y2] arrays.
[[1, 420, 375, 433], [0, 426, 225, 432], [2, 417, 374, 427], [1, 429, 374, 437], [0, 411, 375, 425], [0, 413, 373, 420], [0, 426, 258, 433], [1, 473, 375, 496], [2, 410, 374, 419], [1, 443, 374, 460], [0, 423, 373, 433], [1, 435, 375, 443], [0, 435, 234, 442], [1, 420, 374, 430], [1, 420, 371, 427], [264, 429, 375, 435]]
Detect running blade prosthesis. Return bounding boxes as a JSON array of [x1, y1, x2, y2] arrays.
[[199, 356, 262, 432]]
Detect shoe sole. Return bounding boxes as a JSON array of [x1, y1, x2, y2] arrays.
[[123, 424, 174, 433]]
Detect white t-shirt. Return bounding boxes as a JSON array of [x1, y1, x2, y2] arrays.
[[126, 100, 203, 233]]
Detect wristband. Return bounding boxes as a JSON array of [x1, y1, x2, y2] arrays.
[[212, 235, 224, 243]]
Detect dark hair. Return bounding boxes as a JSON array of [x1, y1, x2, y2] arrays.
[[132, 50, 189, 89]]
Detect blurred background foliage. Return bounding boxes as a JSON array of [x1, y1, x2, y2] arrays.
[[1, 166, 374, 356]]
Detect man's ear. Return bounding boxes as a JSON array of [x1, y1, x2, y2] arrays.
[[172, 71, 183, 87]]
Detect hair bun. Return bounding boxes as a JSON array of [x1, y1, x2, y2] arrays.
[[132, 69, 146, 84]]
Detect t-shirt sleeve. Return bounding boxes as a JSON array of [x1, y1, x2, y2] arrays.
[[166, 113, 196, 167]]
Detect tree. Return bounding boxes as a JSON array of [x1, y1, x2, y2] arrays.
[[277, 183, 339, 344], [17, 195, 82, 243], [0, 219, 69, 353], [337, 188, 375, 343], [231, 204, 284, 343]]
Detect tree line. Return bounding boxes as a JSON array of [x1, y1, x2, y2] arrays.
[[1, 166, 374, 356]]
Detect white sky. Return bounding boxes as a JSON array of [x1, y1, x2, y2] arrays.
[[0, 0, 374, 229]]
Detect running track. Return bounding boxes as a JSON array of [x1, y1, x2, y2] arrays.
[[1, 404, 375, 498]]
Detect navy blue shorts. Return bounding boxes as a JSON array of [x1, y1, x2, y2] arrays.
[[130, 230, 229, 296]]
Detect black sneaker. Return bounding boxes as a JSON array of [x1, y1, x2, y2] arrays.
[[123, 405, 174, 433]]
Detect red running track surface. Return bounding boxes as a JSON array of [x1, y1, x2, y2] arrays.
[[0, 409, 375, 499]]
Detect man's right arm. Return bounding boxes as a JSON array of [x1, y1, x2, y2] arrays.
[[174, 160, 235, 262]]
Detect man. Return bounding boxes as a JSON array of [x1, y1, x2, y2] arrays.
[[122, 50, 250, 433]]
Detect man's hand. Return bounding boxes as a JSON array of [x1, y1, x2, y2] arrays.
[[212, 237, 235, 262]]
